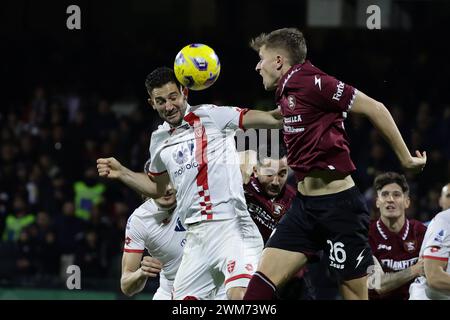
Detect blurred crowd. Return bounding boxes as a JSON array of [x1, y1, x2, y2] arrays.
[[349, 101, 450, 221], [0, 87, 160, 290]]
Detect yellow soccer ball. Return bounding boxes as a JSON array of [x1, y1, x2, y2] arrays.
[[174, 44, 221, 91]]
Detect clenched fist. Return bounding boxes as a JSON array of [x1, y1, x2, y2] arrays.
[[97, 157, 123, 179], [140, 256, 163, 278]]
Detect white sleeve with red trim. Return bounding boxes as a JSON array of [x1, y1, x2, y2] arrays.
[[148, 130, 168, 176], [422, 213, 450, 261], [124, 214, 147, 253], [203, 105, 249, 131]]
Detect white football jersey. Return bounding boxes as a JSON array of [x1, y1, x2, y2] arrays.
[[149, 104, 249, 225], [409, 209, 450, 300], [124, 199, 187, 295]]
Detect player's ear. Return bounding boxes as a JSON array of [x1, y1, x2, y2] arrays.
[[147, 90, 156, 109], [147, 98, 156, 110], [375, 197, 381, 209], [404, 196, 411, 209], [276, 55, 283, 70], [253, 166, 258, 177], [181, 86, 189, 99]]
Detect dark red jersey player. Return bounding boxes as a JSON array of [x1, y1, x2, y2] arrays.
[[243, 27, 426, 300], [244, 175, 296, 243], [369, 218, 426, 299]]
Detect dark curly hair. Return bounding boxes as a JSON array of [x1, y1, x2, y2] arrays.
[[144, 67, 180, 94], [374, 172, 410, 194]]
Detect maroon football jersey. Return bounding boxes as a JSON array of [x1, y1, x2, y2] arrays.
[[276, 60, 357, 181], [369, 218, 427, 300], [244, 176, 296, 243]]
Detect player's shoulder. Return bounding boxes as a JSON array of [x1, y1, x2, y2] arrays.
[[191, 104, 240, 116], [284, 60, 328, 92], [408, 218, 428, 240], [185, 104, 219, 121], [432, 209, 450, 226], [129, 200, 157, 225], [190, 103, 217, 114], [409, 218, 428, 231], [154, 121, 171, 132], [301, 60, 327, 75], [246, 176, 262, 194], [368, 219, 380, 232], [150, 122, 171, 141], [284, 184, 297, 198]]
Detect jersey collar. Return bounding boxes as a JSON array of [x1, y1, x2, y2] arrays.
[[377, 218, 410, 240], [276, 60, 309, 97]]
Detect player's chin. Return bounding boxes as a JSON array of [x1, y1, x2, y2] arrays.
[[384, 211, 401, 218], [166, 114, 182, 126], [158, 197, 176, 207], [163, 196, 175, 203], [267, 190, 280, 197]]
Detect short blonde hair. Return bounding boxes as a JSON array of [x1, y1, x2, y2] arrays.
[[250, 27, 307, 65]]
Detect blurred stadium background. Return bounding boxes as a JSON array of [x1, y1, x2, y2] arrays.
[[0, 0, 449, 299]]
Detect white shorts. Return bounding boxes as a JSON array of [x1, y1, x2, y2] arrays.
[[409, 282, 429, 300], [172, 215, 263, 300], [409, 279, 450, 300], [152, 275, 173, 300]]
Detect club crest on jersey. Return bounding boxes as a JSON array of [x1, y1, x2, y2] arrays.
[[227, 260, 236, 273], [273, 204, 284, 216], [287, 95, 296, 110], [172, 142, 193, 165], [403, 240, 416, 253], [245, 264, 254, 272]]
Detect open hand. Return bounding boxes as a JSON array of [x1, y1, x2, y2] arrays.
[[402, 151, 426, 173]]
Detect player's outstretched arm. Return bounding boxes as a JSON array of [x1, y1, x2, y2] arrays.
[[424, 257, 450, 292], [97, 157, 168, 198], [242, 108, 283, 129], [121, 253, 162, 296], [350, 91, 426, 173], [369, 256, 424, 295]]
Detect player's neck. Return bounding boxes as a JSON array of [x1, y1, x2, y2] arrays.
[[282, 59, 306, 73], [153, 198, 177, 212], [380, 215, 406, 233], [169, 121, 182, 128], [281, 64, 293, 77]]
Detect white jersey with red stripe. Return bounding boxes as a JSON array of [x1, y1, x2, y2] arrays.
[[124, 199, 186, 299], [172, 214, 262, 300], [149, 103, 249, 225], [409, 209, 450, 300]]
